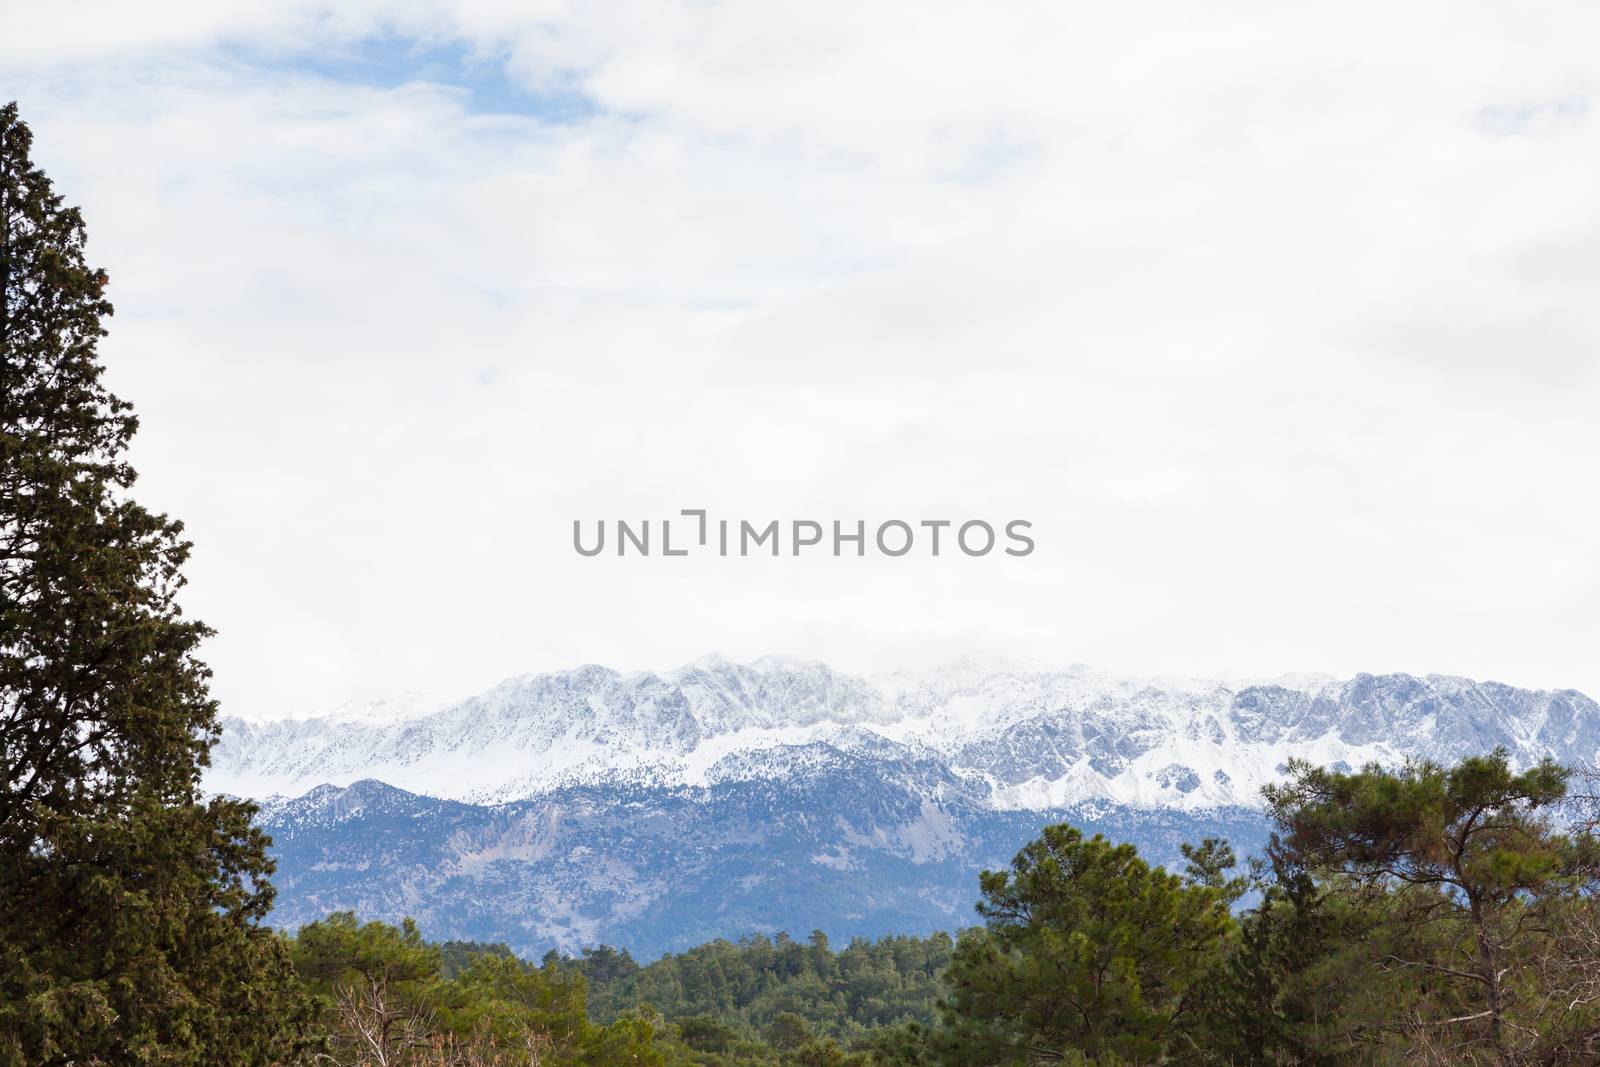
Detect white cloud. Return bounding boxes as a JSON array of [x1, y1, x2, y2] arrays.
[[4, 1, 1599, 714]]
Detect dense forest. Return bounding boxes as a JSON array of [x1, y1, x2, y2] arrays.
[[6, 99, 1600, 1065], [435, 928, 956, 1052], [578, 931, 951, 1042]]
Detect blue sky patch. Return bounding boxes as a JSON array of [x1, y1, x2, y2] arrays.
[[224, 33, 599, 123]]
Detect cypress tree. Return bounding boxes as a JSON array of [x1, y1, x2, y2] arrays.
[[0, 101, 305, 1065]]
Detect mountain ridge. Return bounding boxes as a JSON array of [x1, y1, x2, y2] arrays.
[[210, 657, 1600, 812]]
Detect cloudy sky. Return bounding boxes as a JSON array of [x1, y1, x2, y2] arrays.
[[6, 2, 1599, 716]]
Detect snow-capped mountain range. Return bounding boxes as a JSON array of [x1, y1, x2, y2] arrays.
[[223, 656, 1600, 956], [212, 655, 1600, 812]]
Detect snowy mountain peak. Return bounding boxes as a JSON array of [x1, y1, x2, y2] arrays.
[[208, 657, 1600, 812]]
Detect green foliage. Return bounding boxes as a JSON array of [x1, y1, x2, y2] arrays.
[[765, 1011, 815, 1050], [441, 952, 592, 1057], [1264, 749, 1600, 1061], [1181, 836, 1247, 901], [783, 1037, 873, 1066], [441, 939, 516, 979], [0, 100, 306, 1066], [580, 929, 953, 1046], [1187, 862, 1370, 1065], [1264, 750, 1574, 901], [934, 824, 1236, 1064], [289, 911, 672, 1065]]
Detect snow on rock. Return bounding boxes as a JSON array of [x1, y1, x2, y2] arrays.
[[209, 657, 1600, 812]]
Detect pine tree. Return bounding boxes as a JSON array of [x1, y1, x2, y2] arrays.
[[1265, 750, 1600, 1063], [936, 824, 1236, 1065], [0, 100, 306, 1065]]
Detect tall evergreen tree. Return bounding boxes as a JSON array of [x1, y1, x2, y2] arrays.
[[0, 101, 305, 1064]]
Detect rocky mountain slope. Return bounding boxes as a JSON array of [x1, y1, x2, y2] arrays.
[[255, 765, 1270, 959]]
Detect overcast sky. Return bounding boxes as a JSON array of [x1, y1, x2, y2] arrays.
[[5, 2, 1599, 716]]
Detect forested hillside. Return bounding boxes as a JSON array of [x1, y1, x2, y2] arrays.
[[436, 931, 952, 1046], [577, 932, 951, 1043]]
